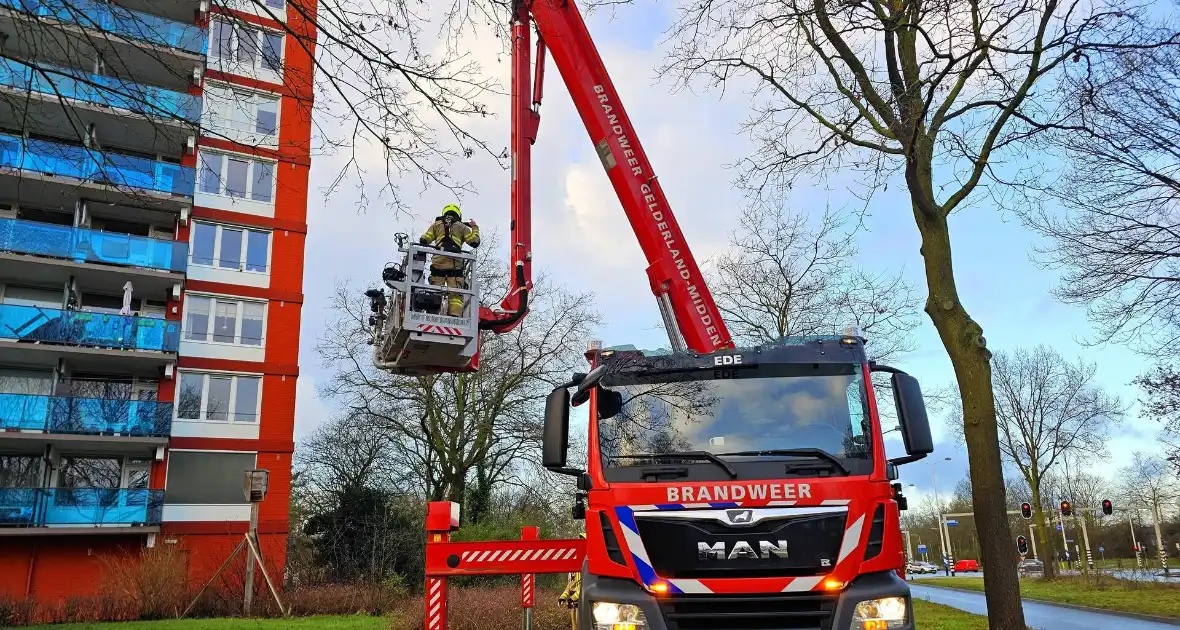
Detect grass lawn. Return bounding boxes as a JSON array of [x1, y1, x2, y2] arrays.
[[914, 600, 990, 629], [27, 616, 391, 630], [922, 576, 1180, 619], [20, 602, 984, 630]]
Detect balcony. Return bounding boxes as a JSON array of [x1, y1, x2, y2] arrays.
[[0, 303, 178, 377], [0, 58, 200, 156], [0, 488, 163, 532], [0, 302, 179, 350], [0, 393, 172, 436], [0, 216, 186, 272], [0, 132, 194, 212], [0, 0, 206, 54], [0, 0, 205, 94]]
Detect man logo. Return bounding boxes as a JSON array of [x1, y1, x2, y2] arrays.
[[726, 509, 754, 524]]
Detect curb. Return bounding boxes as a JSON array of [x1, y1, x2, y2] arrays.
[[913, 583, 1180, 627]]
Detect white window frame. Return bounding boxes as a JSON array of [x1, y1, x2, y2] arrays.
[[182, 293, 268, 347], [197, 148, 276, 203], [209, 17, 285, 77], [189, 221, 272, 274], [202, 82, 281, 147], [173, 371, 262, 425]]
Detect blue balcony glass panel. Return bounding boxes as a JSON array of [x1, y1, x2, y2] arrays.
[[0, 393, 172, 436], [43, 488, 164, 526], [0, 0, 208, 55], [0, 489, 163, 527], [0, 217, 188, 272], [0, 488, 39, 526], [0, 59, 202, 122], [0, 303, 180, 352], [0, 132, 195, 197]]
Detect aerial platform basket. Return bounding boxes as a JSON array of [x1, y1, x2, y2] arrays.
[[366, 236, 480, 376]]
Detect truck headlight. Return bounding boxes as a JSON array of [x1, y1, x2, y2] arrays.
[[592, 601, 648, 630], [851, 596, 908, 630]]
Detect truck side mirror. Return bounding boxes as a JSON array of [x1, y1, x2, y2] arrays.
[[542, 387, 571, 470], [891, 372, 933, 464]]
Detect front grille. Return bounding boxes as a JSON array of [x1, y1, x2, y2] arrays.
[[658, 592, 837, 630], [635, 511, 846, 579]]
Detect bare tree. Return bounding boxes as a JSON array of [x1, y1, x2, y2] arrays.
[[1118, 451, 1180, 571], [709, 205, 920, 362], [294, 411, 406, 512], [985, 345, 1125, 577], [1135, 364, 1180, 463], [661, 2, 1171, 623], [0, 0, 510, 212], [317, 249, 602, 502], [1023, 42, 1180, 349]]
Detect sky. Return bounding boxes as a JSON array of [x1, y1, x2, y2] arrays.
[[293, 0, 1167, 508]]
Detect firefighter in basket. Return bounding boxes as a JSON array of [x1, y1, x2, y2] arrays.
[[558, 532, 585, 630], [419, 203, 480, 317]]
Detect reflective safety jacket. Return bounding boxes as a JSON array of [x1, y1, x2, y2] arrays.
[[420, 218, 480, 271], [559, 571, 581, 606]]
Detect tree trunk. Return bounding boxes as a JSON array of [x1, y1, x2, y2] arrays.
[[915, 211, 1026, 629], [1030, 481, 1058, 579]]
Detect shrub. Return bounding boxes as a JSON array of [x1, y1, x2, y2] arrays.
[[0, 594, 36, 627], [98, 542, 191, 619], [392, 587, 571, 630]]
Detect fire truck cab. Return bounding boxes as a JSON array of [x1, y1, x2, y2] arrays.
[[541, 334, 934, 630]]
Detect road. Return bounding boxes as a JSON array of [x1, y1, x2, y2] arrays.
[[911, 585, 1180, 630]]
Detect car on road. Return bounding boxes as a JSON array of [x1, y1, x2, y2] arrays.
[[954, 559, 981, 572], [907, 561, 938, 574], [1018, 558, 1045, 577]]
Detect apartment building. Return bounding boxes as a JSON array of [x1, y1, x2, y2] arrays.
[[0, 0, 315, 600]]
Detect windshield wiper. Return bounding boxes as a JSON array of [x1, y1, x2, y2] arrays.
[[715, 448, 850, 476], [612, 451, 738, 478]]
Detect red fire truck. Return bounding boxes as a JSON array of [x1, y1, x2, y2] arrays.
[[365, 0, 938, 626]]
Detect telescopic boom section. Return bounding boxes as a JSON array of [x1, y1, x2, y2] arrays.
[[480, 0, 733, 352]]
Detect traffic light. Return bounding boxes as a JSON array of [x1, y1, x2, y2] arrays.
[[1020, 502, 1032, 519], [1060, 500, 1072, 516], [1102, 499, 1113, 516], [1017, 535, 1029, 555]]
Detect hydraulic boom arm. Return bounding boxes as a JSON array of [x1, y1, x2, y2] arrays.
[[479, 0, 733, 353]]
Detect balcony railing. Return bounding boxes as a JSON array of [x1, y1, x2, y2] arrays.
[[0, 132, 195, 197], [0, 216, 188, 272], [0, 303, 180, 352], [0, 58, 202, 123], [0, 0, 207, 55], [0, 488, 163, 527], [0, 393, 172, 436]]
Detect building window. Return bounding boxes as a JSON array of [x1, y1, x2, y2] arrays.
[[175, 372, 261, 423], [198, 150, 275, 203], [184, 295, 266, 346], [191, 222, 271, 272], [210, 19, 283, 75], [203, 84, 281, 143], [164, 451, 256, 504]]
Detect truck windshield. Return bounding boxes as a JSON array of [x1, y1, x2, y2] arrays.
[[597, 362, 873, 479]]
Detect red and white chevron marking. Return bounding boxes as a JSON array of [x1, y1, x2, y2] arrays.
[[521, 573, 534, 608], [460, 546, 579, 564], [426, 577, 446, 630], [416, 324, 464, 336]]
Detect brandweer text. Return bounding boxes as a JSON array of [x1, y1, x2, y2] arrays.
[[667, 483, 813, 503], [593, 84, 723, 348]]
